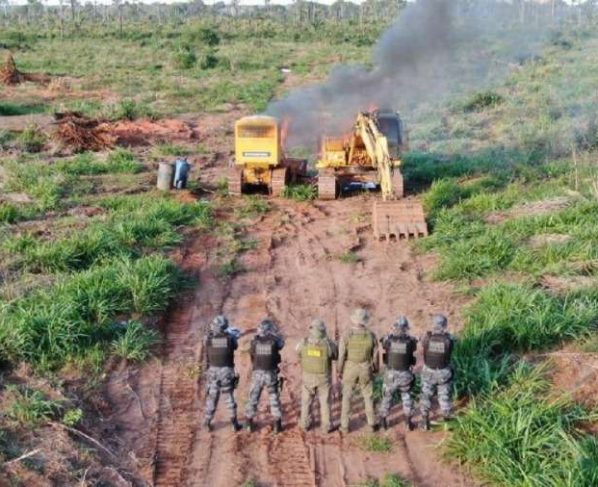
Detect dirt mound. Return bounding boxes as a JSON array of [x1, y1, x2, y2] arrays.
[[0, 53, 51, 86], [52, 111, 115, 153], [106, 118, 198, 146]]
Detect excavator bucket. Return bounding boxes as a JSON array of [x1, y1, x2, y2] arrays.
[[372, 200, 428, 240]]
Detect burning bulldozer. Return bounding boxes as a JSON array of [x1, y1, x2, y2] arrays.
[[228, 111, 427, 240], [317, 111, 428, 240], [227, 115, 307, 196]]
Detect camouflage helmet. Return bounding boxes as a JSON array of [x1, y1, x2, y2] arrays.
[[350, 308, 370, 326], [210, 314, 229, 333], [393, 315, 409, 332], [432, 313, 448, 330], [309, 318, 327, 339], [257, 318, 275, 336]]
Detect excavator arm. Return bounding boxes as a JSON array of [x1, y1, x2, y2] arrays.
[[353, 112, 395, 201]]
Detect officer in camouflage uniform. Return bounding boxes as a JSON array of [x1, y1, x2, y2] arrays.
[[245, 319, 285, 433], [296, 318, 338, 433], [378, 316, 417, 431], [338, 308, 379, 434], [420, 314, 456, 431], [203, 315, 242, 432]]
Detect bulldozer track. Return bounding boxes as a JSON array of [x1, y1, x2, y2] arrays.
[[271, 167, 288, 197], [227, 168, 242, 196], [317, 173, 337, 200], [153, 304, 199, 487]]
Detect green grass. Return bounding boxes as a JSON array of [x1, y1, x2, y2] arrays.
[[454, 282, 598, 396], [357, 434, 393, 453], [235, 196, 270, 218], [0, 255, 179, 368], [360, 475, 410, 487], [54, 150, 143, 176], [338, 251, 361, 264], [0, 102, 46, 116], [282, 183, 317, 201], [111, 320, 159, 361], [6, 196, 212, 273], [6, 386, 63, 427], [446, 365, 598, 487]]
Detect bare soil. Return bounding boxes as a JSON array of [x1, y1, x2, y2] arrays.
[[111, 196, 477, 486]]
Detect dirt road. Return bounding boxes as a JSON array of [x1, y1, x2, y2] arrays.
[[142, 196, 475, 487]]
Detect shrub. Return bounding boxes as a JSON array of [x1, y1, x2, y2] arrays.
[[18, 125, 46, 153], [111, 321, 159, 361], [446, 366, 598, 486], [174, 45, 197, 69], [199, 49, 219, 70], [423, 178, 467, 214], [358, 434, 393, 453], [112, 99, 154, 121], [463, 90, 504, 112], [454, 283, 598, 396], [0, 255, 180, 367], [282, 184, 317, 201], [6, 386, 62, 427], [0, 203, 19, 224], [62, 408, 83, 427]]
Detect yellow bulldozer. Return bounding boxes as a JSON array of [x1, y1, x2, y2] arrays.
[[227, 115, 306, 196], [316, 111, 428, 240]]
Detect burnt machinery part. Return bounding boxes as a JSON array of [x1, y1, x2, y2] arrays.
[[227, 168, 243, 196], [318, 172, 337, 200], [270, 167, 288, 197], [372, 200, 428, 241]]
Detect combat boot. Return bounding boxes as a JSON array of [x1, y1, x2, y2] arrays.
[[245, 418, 255, 433], [204, 419, 213, 432], [406, 416, 416, 432], [421, 415, 430, 431], [273, 419, 283, 434], [231, 418, 242, 432], [380, 417, 388, 431]]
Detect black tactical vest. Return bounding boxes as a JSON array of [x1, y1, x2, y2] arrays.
[[206, 333, 235, 367], [423, 332, 453, 369], [251, 335, 280, 371], [385, 335, 415, 371]]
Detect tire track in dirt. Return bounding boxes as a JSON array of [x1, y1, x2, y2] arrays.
[[153, 198, 476, 487]]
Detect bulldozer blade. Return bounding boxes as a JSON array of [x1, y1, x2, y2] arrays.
[[372, 200, 428, 241]]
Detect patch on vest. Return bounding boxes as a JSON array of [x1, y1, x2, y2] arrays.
[[255, 343, 272, 355], [307, 348, 321, 357], [390, 341, 407, 353], [428, 340, 446, 353], [212, 337, 228, 348]]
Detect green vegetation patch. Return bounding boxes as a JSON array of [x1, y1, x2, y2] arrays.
[[454, 282, 598, 396], [446, 366, 598, 487], [0, 255, 178, 368]]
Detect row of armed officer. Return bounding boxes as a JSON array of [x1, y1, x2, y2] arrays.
[[203, 309, 455, 433]]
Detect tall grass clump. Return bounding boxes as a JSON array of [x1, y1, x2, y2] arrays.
[[0, 256, 178, 367], [454, 283, 598, 396], [55, 150, 143, 175], [8, 196, 212, 273], [446, 365, 598, 487], [282, 184, 317, 201]]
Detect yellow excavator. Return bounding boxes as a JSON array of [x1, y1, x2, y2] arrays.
[[316, 111, 428, 240], [227, 115, 306, 196]]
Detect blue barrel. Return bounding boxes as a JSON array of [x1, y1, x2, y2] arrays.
[[174, 159, 191, 190]]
